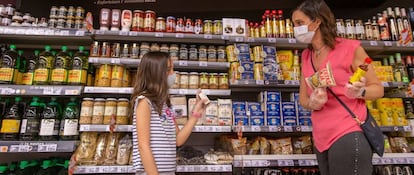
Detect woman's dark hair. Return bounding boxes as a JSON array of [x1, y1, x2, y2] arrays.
[[295, 0, 337, 49], [131, 51, 170, 115]]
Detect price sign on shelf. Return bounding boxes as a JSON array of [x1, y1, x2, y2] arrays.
[[110, 58, 121, 64], [221, 35, 229, 40], [235, 37, 244, 42], [155, 32, 164, 37], [251, 126, 261, 132], [288, 38, 297, 44], [176, 33, 184, 38], [59, 30, 70, 36], [178, 61, 188, 66], [268, 38, 277, 43], [370, 41, 378, 46], [37, 144, 57, 152], [75, 30, 85, 36], [199, 61, 208, 67], [179, 89, 189, 94], [380, 158, 393, 164], [119, 31, 128, 36], [204, 34, 213, 39], [406, 157, 414, 164], [278, 160, 294, 166], [284, 126, 294, 132], [129, 31, 138, 36], [79, 125, 90, 131], [384, 41, 393, 47], [247, 38, 255, 42]]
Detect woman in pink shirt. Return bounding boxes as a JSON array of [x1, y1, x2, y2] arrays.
[[292, 0, 384, 174]]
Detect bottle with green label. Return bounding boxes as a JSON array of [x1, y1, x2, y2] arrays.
[[20, 97, 42, 141], [51, 46, 70, 85], [13, 50, 25, 85], [22, 50, 39, 85], [60, 97, 79, 140], [39, 97, 62, 141], [34, 46, 54, 85], [68, 46, 88, 85], [0, 97, 24, 140], [0, 45, 18, 84]]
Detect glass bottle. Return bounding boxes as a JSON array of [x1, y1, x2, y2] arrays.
[[68, 46, 88, 85], [22, 50, 38, 85], [278, 10, 286, 38], [395, 53, 409, 83], [13, 50, 25, 85], [20, 97, 42, 141], [387, 7, 399, 41], [0, 97, 24, 140]]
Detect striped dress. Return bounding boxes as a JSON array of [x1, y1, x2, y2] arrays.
[[132, 95, 177, 173]]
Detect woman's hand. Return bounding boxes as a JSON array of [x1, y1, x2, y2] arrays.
[[345, 77, 366, 99], [308, 87, 328, 110]]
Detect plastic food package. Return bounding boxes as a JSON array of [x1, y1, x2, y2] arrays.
[[93, 133, 108, 165], [75, 132, 98, 163], [116, 134, 132, 165], [269, 137, 293, 155], [292, 136, 313, 154], [231, 137, 247, 155], [305, 62, 336, 89], [104, 133, 121, 165]]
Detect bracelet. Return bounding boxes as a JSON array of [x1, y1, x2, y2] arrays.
[[191, 111, 202, 118]]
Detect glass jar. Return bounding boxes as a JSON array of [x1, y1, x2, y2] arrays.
[[219, 73, 229, 89], [188, 45, 198, 61], [179, 72, 189, 89], [122, 68, 131, 87], [97, 64, 112, 87], [155, 17, 166, 32], [130, 43, 139, 59], [50, 6, 58, 19], [80, 98, 94, 124], [92, 98, 105, 124], [132, 10, 144, 31], [111, 43, 121, 58], [116, 98, 130, 124], [217, 46, 226, 62], [166, 16, 176, 33], [213, 20, 223, 35], [103, 98, 117, 124], [150, 43, 160, 52], [67, 6, 75, 19], [172, 71, 180, 89], [198, 45, 207, 61], [203, 20, 213, 34], [209, 73, 218, 89], [189, 72, 199, 89], [111, 65, 124, 87], [199, 72, 209, 89], [207, 45, 217, 62], [160, 44, 169, 53], [179, 44, 188, 60], [144, 10, 156, 32], [169, 44, 179, 61]]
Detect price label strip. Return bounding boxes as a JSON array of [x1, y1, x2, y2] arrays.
[[37, 144, 57, 152]]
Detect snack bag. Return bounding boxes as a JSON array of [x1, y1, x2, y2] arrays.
[[305, 62, 336, 89]]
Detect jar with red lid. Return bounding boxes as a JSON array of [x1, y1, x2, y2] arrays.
[[194, 19, 203, 34], [144, 10, 156, 32], [132, 10, 144, 31], [184, 18, 194, 33], [166, 16, 176, 33], [176, 18, 185, 33], [155, 17, 166, 32]]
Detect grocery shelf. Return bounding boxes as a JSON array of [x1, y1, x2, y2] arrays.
[[92, 30, 226, 44], [0, 26, 91, 47], [178, 125, 233, 132], [73, 165, 134, 174], [89, 57, 230, 71], [0, 85, 82, 96], [227, 36, 308, 49], [233, 125, 312, 133], [0, 140, 77, 153], [380, 126, 412, 132], [233, 153, 414, 167], [176, 164, 232, 172], [83, 86, 133, 94], [79, 125, 132, 132], [382, 82, 408, 88], [230, 80, 299, 92], [170, 89, 231, 96]]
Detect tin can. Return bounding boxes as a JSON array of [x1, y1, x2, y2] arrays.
[[90, 41, 100, 57], [345, 19, 355, 39], [253, 46, 264, 62], [144, 10, 156, 32], [194, 19, 203, 34], [336, 19, 345, 38], [213, 20, 223, 35], [101, 42, 111, 57], [111, 43, 121, 58], [355, 19, 365, 40], [75, 6, 85, 19], [132, 10, 144, 31], [203, 20, 213, 34], [176, 18, 185, 33], [226, 45, 237, 62], [155, 17, 166, 32], [364, 21, 373, 40], [254, 63, 264, 80], [121, 44, 129, 58], [184, 18, 194, 33], [166, 16, 176, 32], [130, 43, 139, 59]]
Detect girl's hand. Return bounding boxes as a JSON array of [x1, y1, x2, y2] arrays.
[[192, 89, 208, 118]]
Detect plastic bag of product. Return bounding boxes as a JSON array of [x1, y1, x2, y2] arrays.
[[75, 132, 98, 163], [292, 136, 313, 154], [259, 137, 270, 155], [269, 137, 293, 155], [305, 62, 336, 89], [104, 133, 121, 165], [248, 137, 260, 155], [231, 137, 247, 155], [93, 133, 108, 165], [116, 134, 132, 165]]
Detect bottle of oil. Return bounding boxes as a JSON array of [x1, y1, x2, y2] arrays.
[[20, 97, 42, 141], [34, 46, 54, 85], [14, 50, 26, 85], [278, 10, 286, 38], [0, 45, 18, 84], [59, 97, 79, 140], [51, 46, 70, 85], [21, 50, 38, 85], [0, 97, 23, 140], [291, 50, 301, 81], [68, 46, 88, 85], [39, 97, 62, 141]]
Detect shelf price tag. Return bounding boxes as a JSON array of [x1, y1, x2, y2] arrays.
[[155, 32, 164, 37], [110, 58, 121, 64], [369, 41, 379, 46], [384, 41, 393, 47], [235, 37, 244, 42], [178, 61, 188, 66], [0, 27, 4, 34], [186, 166, 194, 172], [119, 31, 128, 36], [251, 126, 261, 132], [252, 160, 269, 167], [372, 158, 381, 165], [95, 30, 105, 35], [37, 144, 57, 152], [43, 87, 56, 95], [176, 33, 184, 38], [299, 159, 315, 166], [199, 61, 208, 67], [89, 57, 99, 63], [0, 88, 14, 95], [284, 126, 293, 132], [247, 38, 255, 42], [178, 89, 189, 94], [268, 38, 277, 43], [278, 160, 294, 166], [64, 89, 80, 95], [268, 126, 282, 132], [79, 125, 91, 131], [75, 30, 85, 36], [243, 160, 252, 167], [380, 158, 393, 164], [301, 126, 312, 132], [256, 80, 265, 85], [204, 34, 213, 39], [406, 157, 414, 164], [177, 166, 185, 172], [409, 42, 414, 47], [129, 31, 138, 36], [392, 158, 407, 164], [288, 38, 297, 44], [59, 30, 70, 36], [403, 125, 412, 131]]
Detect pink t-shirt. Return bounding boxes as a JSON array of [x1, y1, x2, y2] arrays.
[[301, 38, 367, 152]]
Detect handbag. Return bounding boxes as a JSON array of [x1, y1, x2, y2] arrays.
[[310, 53, 384, 157]]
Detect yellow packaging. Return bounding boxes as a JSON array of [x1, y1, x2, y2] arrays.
[[380, 110, 394, 126], [226, 45, 237, 62], [391, 98, 404, 110], [372, 61, 382, 67], [252, 46, 264, 62], [392, 111, 405, 126], [369, 108, 381, 123], [366, 100, 374, 109], [375, 98, 390, 112], [276, 50, 293, 80], [254, 63, 263, 80], [229, 62, 240, 82]]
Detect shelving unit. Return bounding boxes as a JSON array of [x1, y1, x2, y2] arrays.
[[0, 140, 77, 153], [0, 85, 83, 96]]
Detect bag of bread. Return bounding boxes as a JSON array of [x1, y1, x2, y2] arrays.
[[75, 132, 98, 163], [116, 134, 132, 165], [104, 133, 121, 165], [94, 133, 108, 165]]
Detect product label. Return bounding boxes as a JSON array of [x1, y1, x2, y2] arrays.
[[116, 106, 128, 117], [19, 119, 27, 133], [1, 119, 20, 133], [104, 106, 116, 116], [51, 68, 67, 82], [21, 72, 34, 85], [0, 68, 13, 81], [62, 119, 78, 136], [34, 68, 49, 82], [39, 56, 54, 69], [39, 119, 55, 136], [111, 68, 122, 80], [68, 70, 87, 84], [93, 105, 104, 116], [80, 106, 93, 117]]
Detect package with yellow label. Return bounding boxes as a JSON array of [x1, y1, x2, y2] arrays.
[[276, 50, 293, 80]]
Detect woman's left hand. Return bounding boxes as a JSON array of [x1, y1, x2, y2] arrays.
[[345, 77, 366, 99]]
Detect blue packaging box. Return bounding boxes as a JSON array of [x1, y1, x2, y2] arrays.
[[240, 61, 254, 72], [299, 116, 312, 126], [267, 116, 281, 126], [282, 102, 296, 114], [250, 116, 265, 126], [265, 102, 281, 116], [237, 53, 251, 62], [234, 116, 249, 126], [260, 91, 281, 102], [241, 71, 254, 80], [235, 43, 250, 54], [232, 102, 247, 116], [247, 102, 264, 116], [283, 116, 297, 126], [290, 92, 300, 102]]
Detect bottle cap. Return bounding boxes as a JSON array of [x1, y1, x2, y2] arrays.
[[61, 46, 68, 51], [45, 45, 51, 51], [10, 44, 16, 50], [364, 57, 372, 64]]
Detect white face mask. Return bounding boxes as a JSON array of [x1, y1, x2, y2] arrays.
[[167, 73, 176, 87], [294, 24, 316, 44]]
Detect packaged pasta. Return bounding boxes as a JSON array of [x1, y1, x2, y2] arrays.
[[305, 62, 336, 89], [104, 133, 121, 165], [94, 133, 108, 165], [75, 132, 98, 163], [116, 134, 132, 165]]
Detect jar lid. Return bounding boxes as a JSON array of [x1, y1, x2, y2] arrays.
[[213, 20, 222, 22], [180, 72, 188, 75], [106, 98, 117, 101], [189, 72, 199, 75], [145, 10, 155, 13], [219, 73, 228, 76], [118, 98, 129, 102], [210, 73, 218, 75], [200, 72, 208, 75], [82, 98, 94, 101], [203, 20, 212, 22], [95, 98, 105, 101], [133, 10, 144, 13], [157, 17, 165, 20]]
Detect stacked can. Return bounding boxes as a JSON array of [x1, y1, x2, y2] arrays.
[[262, 46, 278, 80], [227, 43, 253, 82]]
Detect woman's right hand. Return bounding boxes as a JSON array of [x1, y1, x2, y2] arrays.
[[308, 87, 328, 110]]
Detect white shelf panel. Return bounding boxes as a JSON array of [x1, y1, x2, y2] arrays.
[[176, 164, 232, 172], [79, 125, 132, 132], [0, 85, 82, 96], [170, 89, 231, 96], [179, 125, 232, 132], [83, 86, 133, 94]]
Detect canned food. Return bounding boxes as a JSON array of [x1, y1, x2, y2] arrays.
[[203, 20, 213, 34], [179, 72, 189, 89], [169, 44, 179, 60], [213, 20, 223, 35], [80, 98, 94, 124], [90, 41, 100, 57], [217, 46, 226, 62], [144, 10, 156, 32], [111, 65, 124, 87], [189, 72, 199, 89], [166, 16, 176, 33], [209, 73, 219, 89], [199, 72, 209, 89], [121, 44, 129, 58], [184, 18, 194, 33], [219, 73, 229, 89], [116, 98, 130, 124], [254, 63, 264, 80], [132, 10, 144, 31], [75, 6, 85, 19], [207, 45, 217, 62], [111, 43, 121, 58], [198, 45, 207, 61], [67, 6, 75, 19], [97, 64, 112, 87], [345, 19, 355, 39], [253, 46, 264, 62], [92, 98, 105, 124], [176, 18, 185, 33], [101, 42, 111, 57], [130, 43, 139, 59], [194, 19, 203, 34], [155, 17, 166, 32], [103, 98, 117, 124]]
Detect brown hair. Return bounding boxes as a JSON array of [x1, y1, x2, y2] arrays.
[[131, 51, 171, 115], [295, 0, 337, 49]]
